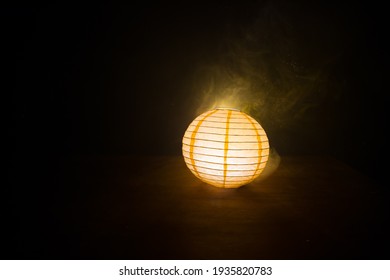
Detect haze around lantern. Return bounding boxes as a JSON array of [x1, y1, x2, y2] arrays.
[[188, 0, 347, 139]]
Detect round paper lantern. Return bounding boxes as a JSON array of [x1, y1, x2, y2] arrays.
[[182, 108, 269, 188]]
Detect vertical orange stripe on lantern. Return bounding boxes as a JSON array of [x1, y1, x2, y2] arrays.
[[182, 108, 270, 188]]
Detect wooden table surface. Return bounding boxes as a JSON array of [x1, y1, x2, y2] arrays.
[[14, 155, 389, 260]]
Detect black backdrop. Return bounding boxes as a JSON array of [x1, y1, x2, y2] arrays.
[[7, 0, 388, 259]]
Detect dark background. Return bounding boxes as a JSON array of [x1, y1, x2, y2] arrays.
[[7, 1, 388, 259]]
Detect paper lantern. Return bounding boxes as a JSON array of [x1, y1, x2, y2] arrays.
[[182, 108, 269, 188]]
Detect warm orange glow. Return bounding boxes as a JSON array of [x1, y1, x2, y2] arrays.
[[182, 108, 269, 188]]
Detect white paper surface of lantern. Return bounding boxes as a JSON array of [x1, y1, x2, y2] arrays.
[[182, 108, 269, 188]]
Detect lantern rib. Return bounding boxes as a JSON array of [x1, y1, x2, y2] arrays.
[[188, 124, 261, 130], [186, 163, 264, 173], [183, 151, 269, 159], [223, 110, 232, 188], [185, 131, 266, 137], [183, 136, 262, 143], [183, 155, 267, 165], [189, 169, 264, 178], [189, 110, 218, 178], [183, 143, 265, 151], [203, 116, 246, 120], [199, 120, 259, 124]]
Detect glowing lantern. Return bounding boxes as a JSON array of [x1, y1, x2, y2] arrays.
[[182, 108, 269, 188]]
